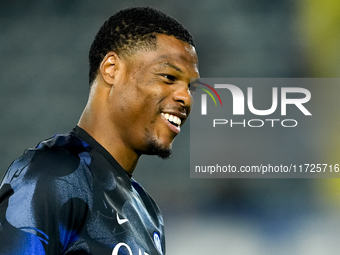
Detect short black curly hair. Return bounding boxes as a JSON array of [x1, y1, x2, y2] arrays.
[[88, 6, 195, 85]]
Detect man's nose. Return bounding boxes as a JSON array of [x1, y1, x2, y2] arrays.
[[173, 83, 192, 108]]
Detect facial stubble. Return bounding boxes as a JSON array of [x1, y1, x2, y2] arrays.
[[144, 127, 172, 159]]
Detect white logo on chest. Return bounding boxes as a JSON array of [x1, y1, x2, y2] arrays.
[[112, 243, 149, 255], [116, 212, 129, 225], [153, 232, 163, 255]]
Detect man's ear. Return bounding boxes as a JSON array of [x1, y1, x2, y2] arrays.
[[99, 52, 121, 85]]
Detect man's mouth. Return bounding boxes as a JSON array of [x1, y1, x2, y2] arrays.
[[161, 113, 182, 127]]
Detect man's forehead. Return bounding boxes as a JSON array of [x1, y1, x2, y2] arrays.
[[153, 46, 198, 70], [156, 34, 196, 53], [127, 34, 199, 76]]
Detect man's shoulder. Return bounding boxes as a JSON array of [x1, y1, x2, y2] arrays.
[[0, 131, 94, 216], [2, 132, 92, 184]]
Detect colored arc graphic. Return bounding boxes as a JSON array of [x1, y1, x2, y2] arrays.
[[196, 82, 223, 106]]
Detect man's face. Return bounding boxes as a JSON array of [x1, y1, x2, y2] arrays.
[[109, 34, 199, 158]]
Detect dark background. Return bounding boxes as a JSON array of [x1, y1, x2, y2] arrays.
[[1, 0, 340, 254]]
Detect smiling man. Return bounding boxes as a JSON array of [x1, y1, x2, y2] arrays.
[[0, 7, 199, 255]]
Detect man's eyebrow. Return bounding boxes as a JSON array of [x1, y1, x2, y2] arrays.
[[159, 62, 184, 74]]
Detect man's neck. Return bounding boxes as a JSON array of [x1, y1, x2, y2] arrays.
[[78, 108, 140, 174]]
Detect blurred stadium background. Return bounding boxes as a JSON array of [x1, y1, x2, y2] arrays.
[[1, 0, 340, 254]]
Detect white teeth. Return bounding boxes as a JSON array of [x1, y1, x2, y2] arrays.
[[173, 116, 181, 126], [161, 113, 182, 126]]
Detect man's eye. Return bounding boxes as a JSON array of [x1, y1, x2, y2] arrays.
[[162, 74, 176, 82]]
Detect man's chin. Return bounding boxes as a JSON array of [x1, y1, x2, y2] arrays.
[[146, 144, 172, 159], [144, 130, 174, 159], [145, 139, 172, 159]]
